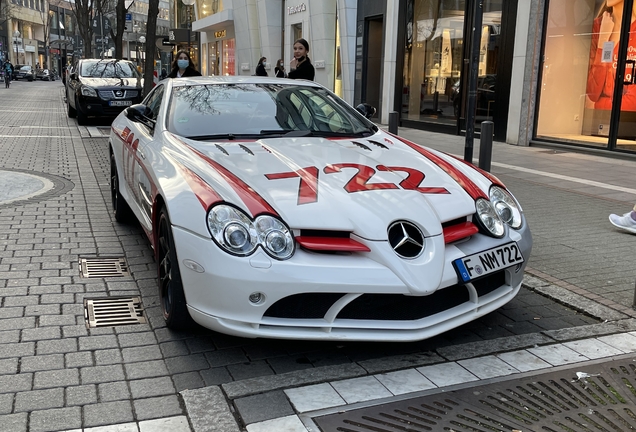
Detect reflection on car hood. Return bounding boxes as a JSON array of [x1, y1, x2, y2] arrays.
[[79, 77, 143, 88], [179, 134, 483, 240]]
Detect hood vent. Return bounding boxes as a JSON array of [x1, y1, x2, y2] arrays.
[[367, 140, 389, 150], [215, 144, 229, 156], [352, 141, 372, 151], [239, 144, 254, 155]]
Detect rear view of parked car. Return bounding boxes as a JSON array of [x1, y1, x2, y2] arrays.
[[13, 65, 34, 81], [36, 69, 55, 81], [66, 58, 144, 125]]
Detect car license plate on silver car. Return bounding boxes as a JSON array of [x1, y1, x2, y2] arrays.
[[453, 242, 524, 283], [109, 100, 132, 107]]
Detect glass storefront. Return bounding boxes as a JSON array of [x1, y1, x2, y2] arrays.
[[537, 0, 636, 152], [400, 0, 504, 130], [205, 38, 234, 76]]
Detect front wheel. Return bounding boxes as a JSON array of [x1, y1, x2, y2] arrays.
[[76, 97, 88, 125], [67, 96, 76, 118], [157, 207, 193, 329], [110, 152, 133, 223]]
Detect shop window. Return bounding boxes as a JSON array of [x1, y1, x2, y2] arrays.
[[401, 0, 501, 128], [537, 0, 636, 152], [223, 38, 235, 75], [292, 23, 302, 42]]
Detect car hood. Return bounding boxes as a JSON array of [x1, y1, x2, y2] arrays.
[[175, 134, 484, 240], [79, 76, 143, 88]]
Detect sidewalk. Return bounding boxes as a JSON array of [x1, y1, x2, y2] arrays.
[[1, 82, 636, 432]]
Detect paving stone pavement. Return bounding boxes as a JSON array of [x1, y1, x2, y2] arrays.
[[0, 81, 635, 431]]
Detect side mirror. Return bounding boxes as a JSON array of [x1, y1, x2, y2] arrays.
[[356, 103, 377, 119], [124, 104, 156, 129]]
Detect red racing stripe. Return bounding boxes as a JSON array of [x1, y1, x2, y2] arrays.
[[448, 153, 506, 189], [175, 137, 278, 216], [393, 135, 488, 200], [174, 162, 223, 210]]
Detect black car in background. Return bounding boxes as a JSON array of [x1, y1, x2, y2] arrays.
[[13, 65, 34, 81], [66, 59, 144, 125]]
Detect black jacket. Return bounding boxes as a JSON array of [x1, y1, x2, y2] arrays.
[[275, 67, 286, 78], [255, 63, 268, 76], [288, 60, 315, 81], [167, 67, 202, 78]]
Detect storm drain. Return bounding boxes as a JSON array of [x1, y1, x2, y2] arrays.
[[84, 297, 146, 328], [314, 357, 636, 431], [79, 257, 129, 278]]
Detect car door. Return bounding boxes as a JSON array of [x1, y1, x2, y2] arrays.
[[122, 84, 165, 231], [66, 63, 80, 108]]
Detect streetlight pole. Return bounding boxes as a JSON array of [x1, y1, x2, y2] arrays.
[[138, 35, 146, 73], [13, 30, 20, 65], [182, 0, 195, 53]]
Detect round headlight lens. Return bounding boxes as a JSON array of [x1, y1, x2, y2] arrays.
[[476, 198, 505, 237], [207, 205, 257, 255], [489, 186, 522, 229], [254, 215, 294, 259], [207, 205, 294, 259]]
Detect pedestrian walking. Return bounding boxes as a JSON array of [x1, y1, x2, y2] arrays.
[[609, 206, 636, 234], [275, 59, 286, 78], [167, 50, 202, 78], [288, 38, 315, 81], [255, 57, 268, 76]]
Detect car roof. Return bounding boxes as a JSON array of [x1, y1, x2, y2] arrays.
[[169, 76, 322, 88]]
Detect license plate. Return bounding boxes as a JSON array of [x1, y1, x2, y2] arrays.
[[109, 100, 132, 107], [453, 242, 524, 283]]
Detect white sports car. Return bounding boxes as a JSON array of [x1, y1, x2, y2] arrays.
[[109, 76, 532, 342]]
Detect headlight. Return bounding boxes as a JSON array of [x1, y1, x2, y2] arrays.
[[207, 205, 294, 259], [207, 205, 257, 256], [475, 198, 505, 237], [81, 85, 97, 97], [254, 215, 294, 259], [489, 186, 523, 229]]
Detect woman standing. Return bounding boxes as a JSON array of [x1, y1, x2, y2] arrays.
[[274, 59, 286, 78], [288, 38, 315, 81], [167, 50, 202, 78], [255, 57, 268, 76]]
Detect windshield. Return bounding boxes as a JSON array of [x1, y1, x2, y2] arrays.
[[80, 60, 139, 78], [167, 83, 376, 139], [20, 66, 31, 71]]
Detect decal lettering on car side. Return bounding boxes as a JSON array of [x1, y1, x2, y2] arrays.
[[265, 164, 449, 205]]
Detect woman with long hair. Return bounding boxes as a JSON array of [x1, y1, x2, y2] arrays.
[[274, 59, 286, 78], [586, 0, 636, 110], [255, 57, 268, 76], [167, 50, 202, 78], [288, 38, 315, 81]]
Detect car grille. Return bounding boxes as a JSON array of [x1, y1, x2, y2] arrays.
[[98, 90, 139, 100], [263, 271, 506, 321]]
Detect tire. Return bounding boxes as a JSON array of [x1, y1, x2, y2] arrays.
[[67, 96, 76, 118], [157, 206, 193, 329], [110, 152, 133, 223], [76, 97, 88, 125]]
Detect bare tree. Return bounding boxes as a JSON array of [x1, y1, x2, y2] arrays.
[[109, 0, 133, 59], [39, 0, 52, 69], [142, 0, 158, 95], [71, 0, 95, 56]]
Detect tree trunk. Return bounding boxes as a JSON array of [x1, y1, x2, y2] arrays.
[[143, 0, 159, 95], [112, 0, 125, 59]]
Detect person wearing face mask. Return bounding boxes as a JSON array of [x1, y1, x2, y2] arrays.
[[168, 50, 202, 78], [288, 38, 315, 81], [275, 59, 287, 78], [255, 57, 268, 76]]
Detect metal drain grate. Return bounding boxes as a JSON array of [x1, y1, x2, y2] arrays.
[[314, 358, 636, 431], [84, 297, 146, 328], [79, 257, 129, 278]]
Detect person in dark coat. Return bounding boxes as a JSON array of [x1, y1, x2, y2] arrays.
[[167, 50, 202, 78], [288, 38, 315, 81], [274, 59, 286, 78], [255, 57, 268, 76]]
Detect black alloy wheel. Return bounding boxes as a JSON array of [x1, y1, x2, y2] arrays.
[[157, 206, 192, 329], [67, 96, 76, 118], [110, 152, 132, 223], [76, 96, 87, 125]]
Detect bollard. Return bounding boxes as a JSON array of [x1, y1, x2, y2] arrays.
[[388, 111, 399, 135], [478, 121, 494, 172]]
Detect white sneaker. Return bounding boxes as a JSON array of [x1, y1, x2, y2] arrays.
[[609, 212, 636, 234]]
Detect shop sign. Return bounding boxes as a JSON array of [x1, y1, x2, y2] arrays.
[[288, 3, 306, 14], [25, 45, 36, 52], [214, 30, 226, 38]]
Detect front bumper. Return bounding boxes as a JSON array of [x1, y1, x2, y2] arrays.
[[77, 94, 142, 117], [172, 220, 532, 342]]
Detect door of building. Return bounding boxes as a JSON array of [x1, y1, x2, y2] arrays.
[[363, 17, 383, 119]]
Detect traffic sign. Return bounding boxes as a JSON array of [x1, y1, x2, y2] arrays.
[[125, 13, 132, 22], [91, 16, 112, 33]]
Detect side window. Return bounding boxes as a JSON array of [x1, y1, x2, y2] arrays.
[[289, 93, 311, 127], [143, 86, 165, 120]]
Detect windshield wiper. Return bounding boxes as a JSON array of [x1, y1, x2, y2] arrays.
[[186, 133, 238, 140]]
